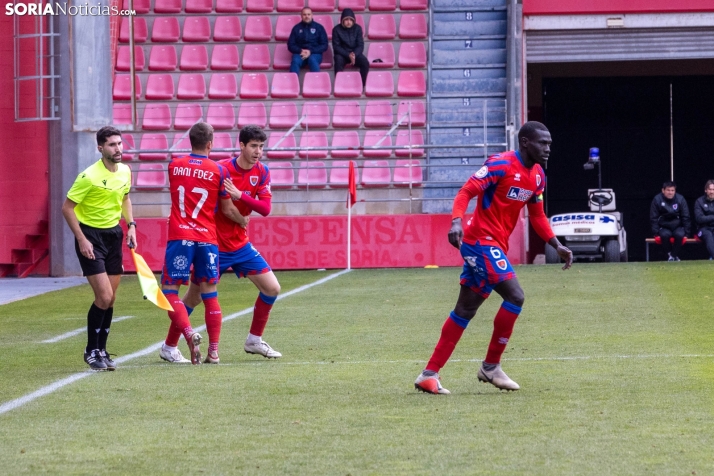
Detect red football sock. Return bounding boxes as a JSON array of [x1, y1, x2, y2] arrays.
[[425, 312, 469, 372], [249, 293, 276, 337], [165, 324, 182, 347], [203, 294, 222, 348], [484, 302, 522, 364], [165, 293, 194, 341]]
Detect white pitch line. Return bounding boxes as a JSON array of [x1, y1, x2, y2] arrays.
[[0, 269, 350, 416], [40, 316, 136, 344]]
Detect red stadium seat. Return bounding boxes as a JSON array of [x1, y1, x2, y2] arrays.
[[363, 130, 392, 157], [213, 16, 242, 42], [139, 133, 169, 161], [399, 0, 427, 10], [145, 74, 175, 100], [398, 42, 427, 68], [367, 14, 396, 40], [116, 46, 145, 71], [399, 13, 427, 39], [211, 45, 240, 70], [369, 0, 395, 11], [210, 133, 234, 159], [271, 73, 300, 98], [269, 102, 299, 128], [397, 70, 426, 97], [338, 0, 365, 11], [123, 0, 149, 13], [240, 73, 269, 99], [367, 42, 395, 68], [135, 163, 167, 190], [361, 160, 391, 187], [330, 131, 360, 158], [320, 46, 334, 69], [334, 71, 363, 98], [308, 0, 335, 12], [180, 45, 208, 71], [365, 71, 394, 97], [275, 15, 301, 41], [148, 45, 177, 71], [299, 131, 329, 159], [267, 162, 295, 188], [216, 0, 243, 12], [112, 74, 141, 100], [394, 129, 424, 157], [242, 44, 271, 70], [182, 16, 211, 42], [119, 17, 147, 43], [301, 101, 330, 128], [185, 0, 213, 13], [174, 103, 203, 129], [298, 161, 328, 188], [209, 73, 238, 99], [244, 16, 273, 41], [393, 159, 423, 186], [142, 103, 172, 130], [272, 44, 292, 70], [247, 0, 274, 12], [206, 103, 236, 130], [302, 72, 332, 98], [313, 15, 334, 39], [266, 132, 297, 159], [277, 0, 304, 12], [364, 100, 393, 127], [332, 100, 361, 128], [237, 102, 267, 128], [154, 0, 182, 13], [397, 100, 425, 126], [171, 133, 192, 157], [151, 17, 180, 42], [113, 104, 133, 125], [329, 160, 359, 187], [122, 134, 136, 161], [355, 14, 366, 31]]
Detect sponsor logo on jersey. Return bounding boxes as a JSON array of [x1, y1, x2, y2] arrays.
[[250, 176, 258, 186], [506, 186, 533, 202], [188, 159, 203, 165], [173, 255, 188, 270], [552, 214, 596, 222], [514, 173, 521, 181], [495, 259, 507, 270], [474, 166, 488, 179], [181, 240, 195, 246], [208, 252, 217, 265], [536, 174, 542, 186]]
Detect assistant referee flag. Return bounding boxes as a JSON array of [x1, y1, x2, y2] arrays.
[[130, 249, 174, 311]]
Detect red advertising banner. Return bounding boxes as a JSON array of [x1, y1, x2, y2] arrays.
[[523, 0, 714, 15]]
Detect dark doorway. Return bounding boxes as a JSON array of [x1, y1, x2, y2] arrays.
[[542, 75, 714, 261]]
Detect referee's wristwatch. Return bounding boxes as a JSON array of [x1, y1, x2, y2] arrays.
[[127, 221, 137, 228]]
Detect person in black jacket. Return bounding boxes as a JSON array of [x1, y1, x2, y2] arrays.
[[650, 181, 691, 261], [332, 8, 369, 87], [288, 7, 328, 75], [694, 179, 714, 260]]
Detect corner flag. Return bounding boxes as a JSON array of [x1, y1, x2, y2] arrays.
[[130, 249, 174, 311], [347, 160, 357, 208]]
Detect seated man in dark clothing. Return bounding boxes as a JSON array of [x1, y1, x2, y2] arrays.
[[332, 8, 369, 87], [650, 181, 691, 261], [694, 179, 714, 260], [288, 7, 328, 74]]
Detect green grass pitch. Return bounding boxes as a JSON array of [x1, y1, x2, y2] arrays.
[[1, 263, 713, 474]]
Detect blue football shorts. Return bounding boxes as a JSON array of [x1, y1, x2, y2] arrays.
[[459, 241, 516, 298], [161, 239, 220, 286], [217, 242, 271, 279]]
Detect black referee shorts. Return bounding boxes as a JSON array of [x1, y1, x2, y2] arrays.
[[74, 223, 124, 276]]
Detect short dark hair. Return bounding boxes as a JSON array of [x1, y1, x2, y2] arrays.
[[662, 181, 676, 189], [239, 125, 267, 145], [96, 126, 122, 146], [301, 6, 312, 13], [705, 179, 714, 190], [189, 122, 214, 149], [517, 121, 549, 142]]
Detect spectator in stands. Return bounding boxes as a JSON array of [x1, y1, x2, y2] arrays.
[[694, 179, 714, 260], [650, 181, 691, 261], [288, 7, 328, 75], [332, 8, 369, 87]]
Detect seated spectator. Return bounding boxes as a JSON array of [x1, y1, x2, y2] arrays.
[[332, 8, 369, 87], [650, 181, 691, 261], [694, 179, 714, 260], [288, 7, 328, 75]]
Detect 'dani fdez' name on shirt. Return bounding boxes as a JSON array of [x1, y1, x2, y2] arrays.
[[172, 166, 215, 181]]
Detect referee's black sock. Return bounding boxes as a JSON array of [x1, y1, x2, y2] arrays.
[[86, 303, 106, 353], [98, 307, 113, 350]]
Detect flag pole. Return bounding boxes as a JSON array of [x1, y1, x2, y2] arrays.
[[347, 202, 352, 270]]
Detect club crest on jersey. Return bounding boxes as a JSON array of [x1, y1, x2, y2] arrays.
[[514, 173, 521, 181], [495, 259, 508, 270], [250, 176, 258, 186], [506, 186, 533, 202], [536, 174, 542, 186], [673, 204, 678, 210], [188, 159, 202, 165], [474, 166, 488, 179]]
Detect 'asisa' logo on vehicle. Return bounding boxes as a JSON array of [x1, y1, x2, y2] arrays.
[[506, 186, 533, 202], [552, 214, 595, 222]]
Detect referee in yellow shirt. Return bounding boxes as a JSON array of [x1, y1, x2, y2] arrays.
[[62, 126, 138, 371]]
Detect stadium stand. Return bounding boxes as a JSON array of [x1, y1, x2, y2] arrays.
[[135, 163, 168, 190], [174, 103, 203, 129], [328, 160, 355, 187], [277, 0, 304, 12], [303, 72, 333, 98], [237, 101, 268, 127], [247, 0, 275, 13], [361, 160, 391, 187], [367, 42, 395, 68], [363, 130, 392, 157], [215, 0, 243, 12], [171, 134, 192, 157], [123, 0, 149, 14], [186, 0, 213, 13], [154, 0, 182, 13], [334, 72, 363, 98], [269, 102, 300, 128], [393, 159, 423, 186], [180, 45, 209, 71], [113, 74, 141, 100], [182, 16, 212, 42], [206, 102, 235, 129], [301, 101, 331, 128], [211, 44, 240, 70], [369, 0, 396, 11], [367, 14, 397, 40], [395, 129, 424, 157], [338, 0, 365, 12], [122, 134, 136, 160], [297, 161, 328, 188], [139, 134, 169, 161], [240, 73, 270, 99], [210, 132, 235, 159], [119, 17, 147, 43], [309, 0, 336, 12], [266, 132, 297, 159], [332, 101, 362, 128], [145, 74, 175, 100], [151, 17, 181, 43], [209, 73, 239, 99], [148, 45, 177, 71], [275, 15, 301, 41], [397, 42, 427, 68], [365, 71, 394, 97], [244, 16, 273, 41], [299, 131, 329, 159], [330, 131, 361, 158], [271, 72, 301, 98], [142, 103, 172, 130], [213, 16, 242, 42], [398, 13, 427, 39], [242, 44, 272, 70], [116, 46, 145, 71], [363, 100, 393, 127], [397, 70, 426, 97], [267, 162, 295, 188]]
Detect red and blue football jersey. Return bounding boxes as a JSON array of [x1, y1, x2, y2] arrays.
[[215, 158, 272, 252], [455, 150, 552, 252], [167, 154, 229, 244]]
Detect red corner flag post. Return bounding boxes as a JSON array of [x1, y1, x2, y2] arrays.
[[347, 160, 357, 269]]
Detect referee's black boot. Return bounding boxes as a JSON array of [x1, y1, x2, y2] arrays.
[[99, 349, 116, 371], [84, 349, 108, 371]]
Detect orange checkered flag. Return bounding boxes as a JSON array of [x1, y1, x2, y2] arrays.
[[130, 249, 174, 311]]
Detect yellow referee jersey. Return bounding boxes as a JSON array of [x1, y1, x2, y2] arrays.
[[66, 160, 132, 229]]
